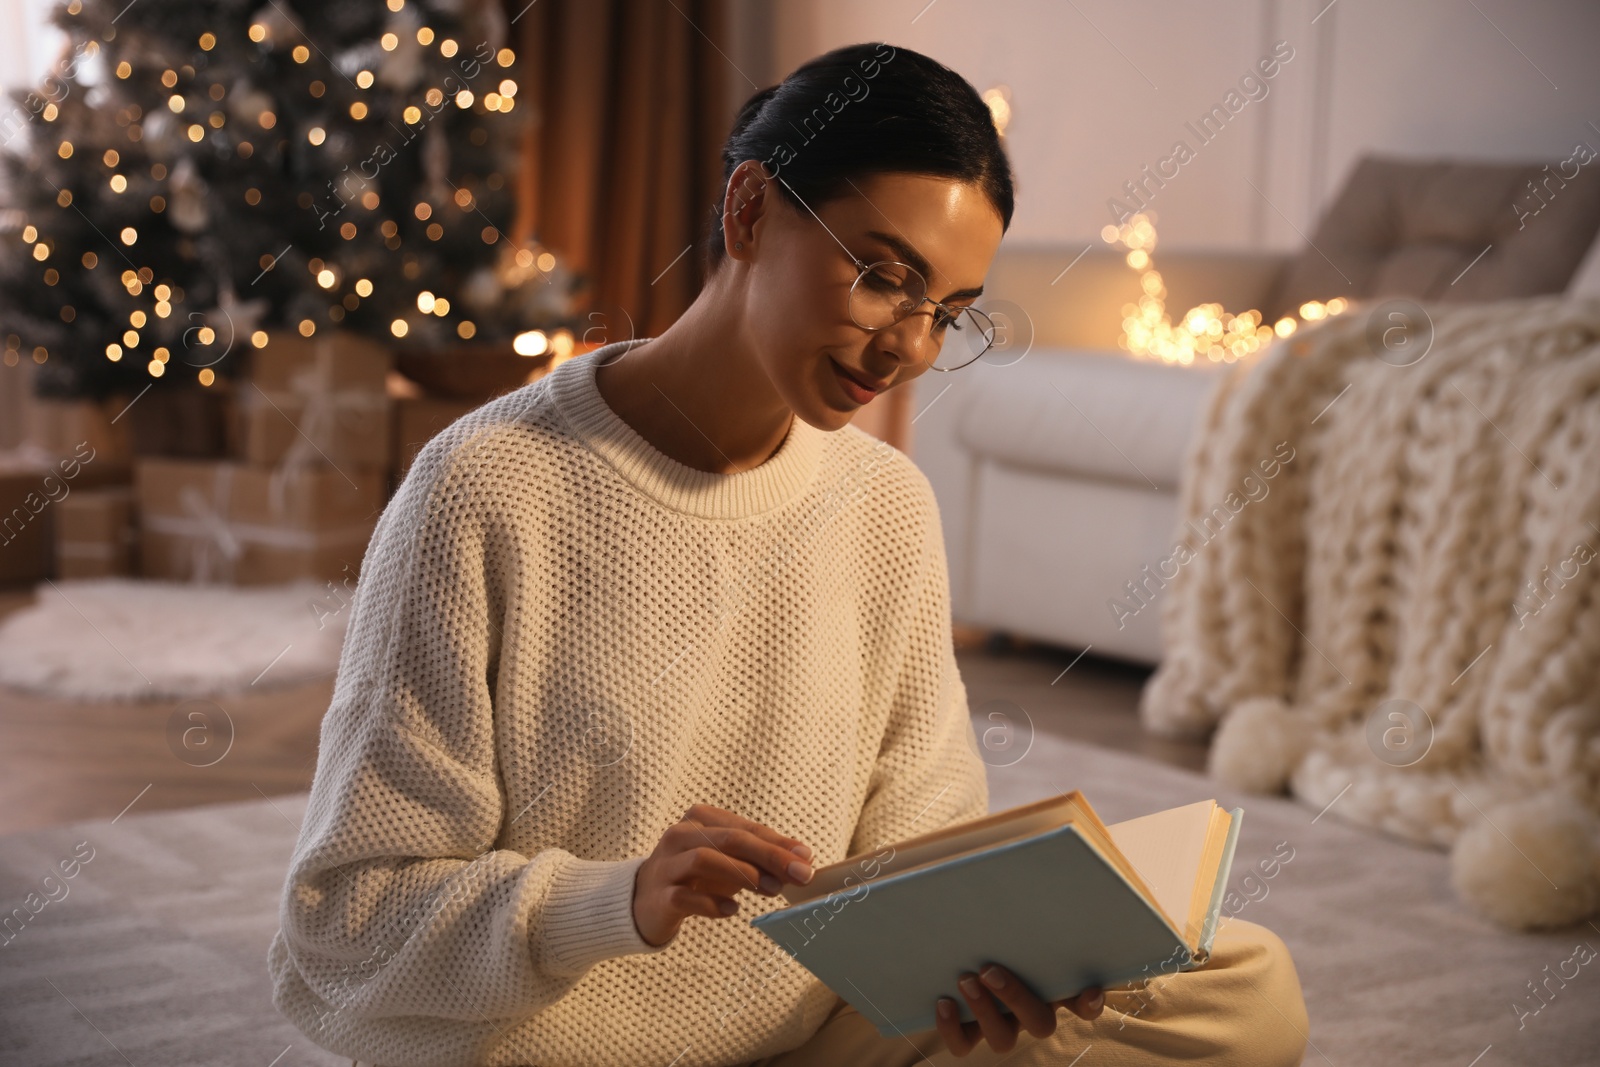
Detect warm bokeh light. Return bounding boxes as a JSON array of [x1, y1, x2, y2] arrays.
[[981, 85, 1012, 136], [1105, 212, 1346, 365], [513, 330, 549, 357]]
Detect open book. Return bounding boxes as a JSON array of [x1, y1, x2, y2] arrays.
[[749, 793, 1243, 1037]]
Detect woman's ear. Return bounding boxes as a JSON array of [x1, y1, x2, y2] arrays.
[[723, 160, 772, 261]]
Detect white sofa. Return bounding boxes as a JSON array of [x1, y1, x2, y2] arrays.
[[910, 244, 1288, 666]]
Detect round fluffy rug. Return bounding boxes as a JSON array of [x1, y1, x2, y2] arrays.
[[0, 578, 351, 701]]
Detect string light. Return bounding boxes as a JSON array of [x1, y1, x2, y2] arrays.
[[1103, 213, 1348, 365]]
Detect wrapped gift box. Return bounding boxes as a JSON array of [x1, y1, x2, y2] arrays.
[[247, 330, 392, 392], [56, 486, 137, 579], [25, 396, 133, 464], [234, 331, 394, 469], [0, 449, 136, 586], [236, 391, 392, 468], [135, 458, 385, 585], [391, 395, 479, 484]]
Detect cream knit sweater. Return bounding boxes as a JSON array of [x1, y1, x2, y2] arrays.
[[268, 338, 990, 1067]]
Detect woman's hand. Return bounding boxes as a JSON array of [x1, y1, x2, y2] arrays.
[[934, 964, 1104, 1057], [632, 803, 815, 948]]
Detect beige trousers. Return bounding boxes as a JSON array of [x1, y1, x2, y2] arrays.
[[352, 917, 1310, 1067], [742, 917, 1309, 1067]]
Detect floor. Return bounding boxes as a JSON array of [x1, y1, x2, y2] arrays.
[[0, 586, 1209, 836]]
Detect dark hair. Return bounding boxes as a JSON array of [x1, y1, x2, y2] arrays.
[[703, 42, 1015, 274]]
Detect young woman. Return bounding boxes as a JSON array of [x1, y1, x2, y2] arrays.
[[270, 41, 1310, 1067]]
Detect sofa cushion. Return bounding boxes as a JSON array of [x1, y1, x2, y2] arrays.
[[954, 348, 1224, 491], [1266, 155, 1600, 318]]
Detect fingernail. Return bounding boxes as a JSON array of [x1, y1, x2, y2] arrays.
[[937, 998, 957, 1020], [787, 860, 813, 883], [959, 975, 983, 999], [980, 966, 1005, 990], [1087, 990, 1104, 1010], [790, 843, 813, 861], [717, 899, 738, 915], [758, 873, 781, 895]]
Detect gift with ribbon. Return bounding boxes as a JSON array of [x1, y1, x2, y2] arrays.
[[235, 332, 394, 470], [135, 457, 385, 585]]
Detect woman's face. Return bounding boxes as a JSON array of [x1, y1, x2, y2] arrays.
[[731, 165, 1005, 432]]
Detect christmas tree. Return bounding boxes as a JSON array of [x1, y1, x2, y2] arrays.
[[0, 0, 577, 400]]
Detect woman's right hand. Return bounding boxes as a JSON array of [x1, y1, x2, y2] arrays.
[[631, 803, 816, 947]]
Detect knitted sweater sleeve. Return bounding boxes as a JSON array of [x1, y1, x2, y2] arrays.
[[271, 435, 670, 1033], [847, 489, 990, 859]]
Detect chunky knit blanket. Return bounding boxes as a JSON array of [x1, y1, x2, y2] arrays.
[[1139, 295, 1600, 930]]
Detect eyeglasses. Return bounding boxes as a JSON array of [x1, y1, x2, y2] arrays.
[[775, 176, 996, 372]]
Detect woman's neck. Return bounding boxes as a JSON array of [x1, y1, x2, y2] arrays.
[[593, 285, 794, 475]]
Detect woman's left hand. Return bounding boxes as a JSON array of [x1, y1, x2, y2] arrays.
[[934, 964, 1104, 1057]]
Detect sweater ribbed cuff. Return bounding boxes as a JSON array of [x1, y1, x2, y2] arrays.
[[537, 854, 669, 977]]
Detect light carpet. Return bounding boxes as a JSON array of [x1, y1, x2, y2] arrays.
[[0, 728, 1594, 1067], [0, 577, 350, 701]]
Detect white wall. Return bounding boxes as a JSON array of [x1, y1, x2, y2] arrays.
[[762, 0, 1600, 252]]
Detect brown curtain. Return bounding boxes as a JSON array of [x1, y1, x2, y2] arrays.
[[504, 0, 735, 341]]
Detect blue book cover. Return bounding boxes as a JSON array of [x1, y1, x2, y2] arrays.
[[750, 795, 1243, 1037]]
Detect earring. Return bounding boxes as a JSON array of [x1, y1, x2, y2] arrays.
[[734, 242, 743, 250]]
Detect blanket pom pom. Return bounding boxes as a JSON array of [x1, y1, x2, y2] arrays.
[[1207, 696, 1307, 794], [1451, 792, 1600, 930]]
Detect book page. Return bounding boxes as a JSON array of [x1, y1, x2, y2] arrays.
[[783, 792, 1085, 906], [1106, 800, 1217, 944]]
